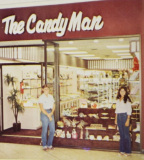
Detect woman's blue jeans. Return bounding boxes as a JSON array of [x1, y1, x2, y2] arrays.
[[117, 113, 131, 154], [41, 110, 55, 148]]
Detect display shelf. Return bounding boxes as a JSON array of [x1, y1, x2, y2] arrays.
[[22, 78, 42, 100], [54, 107, 140, 151]]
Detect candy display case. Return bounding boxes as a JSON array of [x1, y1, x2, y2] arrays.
[[54, 106, 140, 151]]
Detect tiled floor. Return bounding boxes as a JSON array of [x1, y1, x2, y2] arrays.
[[0, 143, 144, 160]]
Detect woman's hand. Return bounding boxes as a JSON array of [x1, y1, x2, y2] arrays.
[[125, 119, 130, 127], [47, 114, 52, 121], [115, 118, 117, 125]]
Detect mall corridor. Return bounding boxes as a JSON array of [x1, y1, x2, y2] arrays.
[[0, 142, 143, 160]]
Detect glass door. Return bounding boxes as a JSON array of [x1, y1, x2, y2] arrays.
[[43, 41, 60, 122]]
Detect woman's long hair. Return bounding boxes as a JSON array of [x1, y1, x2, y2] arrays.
[[116, 86, 132, 103]]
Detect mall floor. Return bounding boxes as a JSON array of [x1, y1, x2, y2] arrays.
[[0, 143, 144, 160]]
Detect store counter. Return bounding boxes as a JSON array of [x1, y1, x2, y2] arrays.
[[19, 101, 42, 130]]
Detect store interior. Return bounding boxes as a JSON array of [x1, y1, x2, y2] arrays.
[[0, 35, 140, 151]]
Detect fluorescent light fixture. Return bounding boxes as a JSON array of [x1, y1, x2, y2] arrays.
[[47, 47, 77, 51], [94, 40, 99, 43], [59, 47, 77, 51], [15, 59, 38, 63], [112, 50, 129, 53], [104, 58, 122, 60], [60, 65, 84, 69], [121, 56, 133, 59], [74, 54, 95, 57], [69, 41, 73, 44], [106, 45, 129, 49], [117, 53, 131, 56], [63, 51, 87, 54], [119, 38, 124, 42], [82, 57, 101, 60]]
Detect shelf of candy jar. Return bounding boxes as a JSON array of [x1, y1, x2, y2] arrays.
[[55, 106, 119, 141], [21, 71, 42, 107], [60, 96, 80, 117], [54, 104, 140, 150], [78, 72, 119, 105]]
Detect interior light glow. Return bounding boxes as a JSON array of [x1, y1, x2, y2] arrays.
[[74, 55, 95, 57], [112, 50, 129, 53], [104, 58, 122, 60], [119, 38, 124, 42], [106, 45, 129, 49], [47, 47, 77, 51], [63, 51, 87, 54], [94, 40, 99, 43], [121, 56, 133, 59], [117, 53, 131, 56], [69, 41, 73, 44], [82, 57, 101, 60]]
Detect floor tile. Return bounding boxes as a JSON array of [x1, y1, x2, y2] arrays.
[[0, 143, 143, 160]]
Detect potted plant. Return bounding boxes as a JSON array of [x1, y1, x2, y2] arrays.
[[4, 74, 24, 132]]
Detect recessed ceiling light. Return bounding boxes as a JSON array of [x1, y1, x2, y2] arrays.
[[112, 50, 129, 53], [63, 51, 87, 54], [106, 45, 129, 49], [119, 38, 124, 42], [94, 40, 99, 43]]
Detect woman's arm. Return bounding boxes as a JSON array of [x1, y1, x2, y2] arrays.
[[39, 103, 52, 121], [125, 102, 131, 127], [125, 115, 130, 127], [49, 103, 55, 117], [115, 114, 117, 124]]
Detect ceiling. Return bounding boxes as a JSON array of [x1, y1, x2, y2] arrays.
[[0, 36, 139, 62], [55, 36, 140, 60]]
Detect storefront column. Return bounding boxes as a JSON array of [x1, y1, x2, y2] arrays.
[[43, 40, 60, 122], [54, 43, 60, 122], [141, 0, 144, 152], [44, 41, 47, 85]]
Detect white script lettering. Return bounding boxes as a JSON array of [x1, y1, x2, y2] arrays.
[[2, 15, 25, 34], [2, 11, 104, 37], [68, 11, 104, 32], [26, 13, 68, 37]]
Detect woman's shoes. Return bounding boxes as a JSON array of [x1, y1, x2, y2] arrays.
[[118, 152, 131, 156], [47, 146, 54, 150], [124, 153, 131, 156], [118, 152, 124, 156], [43, 148, 48, 151], [43, 146, 54, 151]]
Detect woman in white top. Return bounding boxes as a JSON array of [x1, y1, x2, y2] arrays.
[[38, 84, 55, 151], [115, 86, 132, 156]]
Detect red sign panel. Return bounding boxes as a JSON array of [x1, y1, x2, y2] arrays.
[[0, 0, 142, 41]]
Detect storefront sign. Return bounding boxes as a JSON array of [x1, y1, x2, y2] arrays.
[[2, 11, 104, 37]]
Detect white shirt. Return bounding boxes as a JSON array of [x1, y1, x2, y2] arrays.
[[38, 93, 55, 109], [115, 99, 132, 115]]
